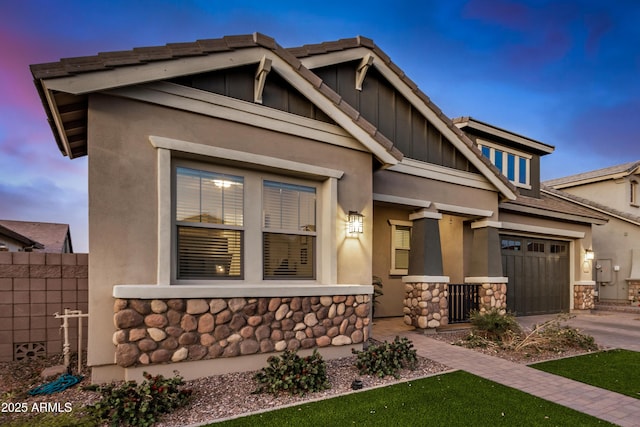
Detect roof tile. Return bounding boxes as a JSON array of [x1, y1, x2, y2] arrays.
[[30, 62, 70, 79], [97, 51, 143, 67], [253, 32, 277, 50], [166, 42, 204, 57], [356, 35, 375, 48], [133, 46, 174, 61], [273, 46, 303, 70], [318, 82, 342, 105], [196, 38, 233, 53], [223, 34, 257, 48], [297, 65, 323, 88], [60, 56, 109, 74], [336, 99, 360, 121]]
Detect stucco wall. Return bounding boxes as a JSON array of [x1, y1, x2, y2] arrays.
[[86, 94, 373, 369], [564, 178, 639, 214]]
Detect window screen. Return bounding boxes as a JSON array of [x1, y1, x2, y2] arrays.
[[394, 225, 411, 270]]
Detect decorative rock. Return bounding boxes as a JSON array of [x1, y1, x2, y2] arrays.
[[160, 337, 178, 350], [216, 310, 232, 324], [188, 345, 207, 360], [427, 319, 440, 328], [138, 338, 157, 352], [200, 333, 216, 346], [328, 304, 336, 319], [165, 326, 183, 337], [303, 312, 318, 327], [113, 299, 127, 312], [243, 303, 257, 316], [295, 331, 306, 340], [116, 344, 139, 367], [287, 340, 300, 351], [268, 298, 281, 312], [316, 335, 331, 347], [294, 322, 306, 332], [275, 304, 289, 321], [151, 300, 168, 313], [240, 326, 254, 339], [223, 342, 240, 357], [198, 313, 215, 333], [274, 340, 287, 351], [178, 332, 199, 346], [227, 333, 242, 343], [331, 335, 352, 346], [145, 313, 168, 328], [351, 329, 364, 343], [186, 299, 209, 315], [327, 326, 339, 338], [255, 325, 271, 341], [148, 328, 167, 342], [209, 299, 227, 314], [138, 353, 150, 365], [320, 296, 332, 307], [214, 325, 231, 341], [112, 330, 127, 345], [181, 314, 197, 331], [228, 298, 246, 313], [240, 340, 259, 355], [260, 339, 274, 353], [290, 297, 302, 311], [301, 338, 316, 349], [114, 309, 143, 329], [129, 328, 146, 342], [172, 347, 188, 362], [208, 344, 224, 358], [247, 315, 262, 326], [150, 349, 171, 364], [166, 309, 182, 326], [129, 300, 151, 315], [355, 303, 369, 317], [167, 299, 185, 311], [271, 329, 283, 341], [336, 303, 346, 316], [230, 313, 247, 330]]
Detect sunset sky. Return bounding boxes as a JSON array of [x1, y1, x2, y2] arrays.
[[2, 0, 639, 252]]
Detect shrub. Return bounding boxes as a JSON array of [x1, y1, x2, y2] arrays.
[[469, 309, 521, 341], [353, 336, 417, 378], [253, 349, 330, 396], [87, 371, 192, 427]]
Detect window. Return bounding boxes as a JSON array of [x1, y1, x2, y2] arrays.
[[631, 180, 638, 206], [389, 220, 412, 275], [501, 239, 521, 251], [176, 167, 244, 279], [527, 241, 545, 253], [550, 243, 567, 254], [477, 141, 531, 188], [263, 181, 316, 279]]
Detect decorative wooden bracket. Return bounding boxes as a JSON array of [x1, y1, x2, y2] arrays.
[[355, 54, 374, 91], [254, 55, 272, 104]]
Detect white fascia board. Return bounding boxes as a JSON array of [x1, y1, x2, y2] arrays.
[[108, 82, 365, 152], [454, 120, 554, 154], [501, 203, 607, 225], [464, 277, 509, 284], [500, 221, 585, 239], [149, 135, 344, 179], [41, 81, 73, 158], [409, 210, 442, 221], [433, 203, 493, 218], [373, 193, 431, 208], [388, 158, 496, 192], [470, 220, 503, 229], [41, 48, 266, 95], [402, 276, 450, 283]]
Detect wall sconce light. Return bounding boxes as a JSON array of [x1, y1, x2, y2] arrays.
[[347, 211, 364, 236], [585, 249, 595, 261]]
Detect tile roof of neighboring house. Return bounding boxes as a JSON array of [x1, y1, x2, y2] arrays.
[[30, 33, 517, 200], [0, 220, 72, 252], [544, 161, 640, 188], [499, 191, 609, 225], [542, 185, 640, 226]]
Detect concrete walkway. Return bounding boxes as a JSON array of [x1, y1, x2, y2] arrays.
[[373, 313, 640, 427]]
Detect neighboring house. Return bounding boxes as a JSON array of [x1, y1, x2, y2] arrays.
[[30, 33, 604, 383], [0, 220, 73, 253], [545, 161, 640, 304]]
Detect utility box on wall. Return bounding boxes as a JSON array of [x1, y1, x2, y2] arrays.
[[596, 259, 612, 283]]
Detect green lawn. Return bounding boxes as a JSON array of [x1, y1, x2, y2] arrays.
[[211, 371, 613, 426], [532, 349, 640, 399]]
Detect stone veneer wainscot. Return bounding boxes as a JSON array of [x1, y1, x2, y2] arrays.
[[112, 295, 370, 367]]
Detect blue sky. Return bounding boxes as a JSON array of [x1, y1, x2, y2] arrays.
[[2, 0, 639, 252]]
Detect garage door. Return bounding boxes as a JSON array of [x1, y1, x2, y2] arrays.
[[501, 236, 569, 316]]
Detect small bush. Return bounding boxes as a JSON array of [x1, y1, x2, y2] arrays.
[[88, 371, 192, 427], [253, 349, 330, 396], [469, 309, 521, 341], [353, 336, 417, 378]]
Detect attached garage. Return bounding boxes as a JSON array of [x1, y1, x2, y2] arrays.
[[501, 235, 569, 316]]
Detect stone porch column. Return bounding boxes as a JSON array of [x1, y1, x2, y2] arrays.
[[573, 282, 596, 310], [403, 210, 449, 329], [465, 221, 508, 314]]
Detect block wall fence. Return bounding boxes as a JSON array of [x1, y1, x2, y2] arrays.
[[0, 252, 88, 362]]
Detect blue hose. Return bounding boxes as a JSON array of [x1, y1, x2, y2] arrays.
[[28, 373, 83, 396]]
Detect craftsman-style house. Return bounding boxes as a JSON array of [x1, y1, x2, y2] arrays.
[[31, 33, 605, 382]]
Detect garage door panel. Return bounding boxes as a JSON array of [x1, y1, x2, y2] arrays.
[[501, 235, 569, 316]]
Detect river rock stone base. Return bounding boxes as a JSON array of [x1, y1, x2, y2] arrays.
[[574, 284, 595, 310], [113, 295, 370, 367], [403, 282, 448, 329], [477, 283, 507, 314]]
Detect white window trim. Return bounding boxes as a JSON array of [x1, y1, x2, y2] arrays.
[[477, 140, 531, 189], [388, 219, 412, 275], [152, 136, 342, 288]]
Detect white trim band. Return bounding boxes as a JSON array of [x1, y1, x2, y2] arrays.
[[500, 221, 585, 239], [114, 283, 373, 299], [464, 277, 509, 284], [409, 210, 442, 221], [402, 276, 450, 283], [434, 203, 493, 218], [373, 193, 431, 208], [574, 281, 596, 286]]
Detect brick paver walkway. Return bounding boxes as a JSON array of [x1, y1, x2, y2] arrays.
[[375, 322, 640, 427]]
